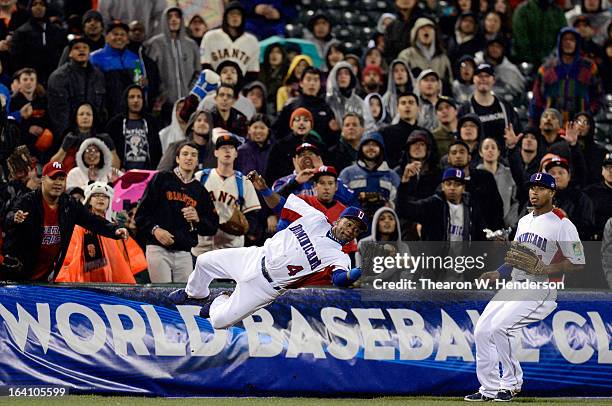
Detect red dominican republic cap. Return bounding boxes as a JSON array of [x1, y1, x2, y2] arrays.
[[42, 161, 67, 178], [543, 155, 569, 172], [312, 165, 338, 180]]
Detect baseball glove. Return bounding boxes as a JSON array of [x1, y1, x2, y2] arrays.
[[219, 206, 249, 236], [504, 242, 546, 275], [7, 145, 33, 180]]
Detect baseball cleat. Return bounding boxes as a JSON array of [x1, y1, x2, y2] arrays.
[[168, 289, 209, 306], [199, 291, 233, 318], [493, 389, 516, 402], [464, 392, 494, 401]]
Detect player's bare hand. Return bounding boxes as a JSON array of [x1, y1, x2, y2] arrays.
[[295, 168, 315, 184], [182, 206, 199, 223], [479, 271, 499, 282], [266, 215, 278, 234], [13, 210, 28, 224], [246, 170, 267, 191], [153, 227, 175, 246], [115, 227, 129, 240]]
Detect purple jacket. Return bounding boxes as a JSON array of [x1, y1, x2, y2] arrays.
[[236, 139, 273, 175]]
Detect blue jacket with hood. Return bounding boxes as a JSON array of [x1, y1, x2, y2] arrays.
[[339, 132, 400, 204]]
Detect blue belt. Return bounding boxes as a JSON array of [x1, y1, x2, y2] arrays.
[[261, 257, 282, 291]]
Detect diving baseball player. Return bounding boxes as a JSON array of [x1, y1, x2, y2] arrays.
[[169, 193, 366, 329], [465, 172, 585, 402]]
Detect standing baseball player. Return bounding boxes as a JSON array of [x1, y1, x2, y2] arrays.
[[465, 172, 585, 402], [169, 191, 365, 329]]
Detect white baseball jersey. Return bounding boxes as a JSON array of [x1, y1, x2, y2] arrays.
[[200, 29, 260, 74], [196, 169, 260, 221], [512, 208, 585, 282], [192, 169, 260, 255], [262, 194, 352, 289]]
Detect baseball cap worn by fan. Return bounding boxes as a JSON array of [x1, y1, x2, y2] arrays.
[[542, 155, 570, 172], [215, 133, 241, 149], [339, 206, 368, 232], [295, 142, 319, 156], [442, 168, 466, 183], [42, 161, 67, 178], [68, 35, 90, 51], [416, 68, 439, 82], [527, 172, 556, 190], [602, 152, 612, 166], [312, 165, 338, 181], [435, 96, 457, 110], [475, 63, 495, 76], [106, 20, 129, 34]]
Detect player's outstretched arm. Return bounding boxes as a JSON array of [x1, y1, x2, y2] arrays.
[[332, 267, 362, 288], [247, 170, 285, 214]]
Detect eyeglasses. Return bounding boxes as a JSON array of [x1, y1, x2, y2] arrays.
[[575, 119, 589, 126], [85, 148, 100, 154]]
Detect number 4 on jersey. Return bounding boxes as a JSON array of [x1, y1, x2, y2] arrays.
[[287, 265, 304, 276]]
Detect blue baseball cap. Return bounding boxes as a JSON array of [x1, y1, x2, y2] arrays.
[[527, 172, 556, 190], [339, 206, 368, 232], [442, 168, 466, 183]]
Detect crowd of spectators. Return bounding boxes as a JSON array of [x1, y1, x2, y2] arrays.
[[0, 0, 611, 287]]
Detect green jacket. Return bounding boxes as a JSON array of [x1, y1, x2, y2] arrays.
[[512, 0, 567, 66]]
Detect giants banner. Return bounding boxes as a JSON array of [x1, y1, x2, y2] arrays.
[[0, 286, 610, 396]]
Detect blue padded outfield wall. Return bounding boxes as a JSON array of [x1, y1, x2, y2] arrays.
[[0, 285, 610, 397]]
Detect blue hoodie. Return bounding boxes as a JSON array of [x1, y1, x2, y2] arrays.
[[338, 132, 400, 203]]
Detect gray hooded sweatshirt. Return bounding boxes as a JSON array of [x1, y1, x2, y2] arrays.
[[382, 59, 415, 121], [326, 61, 369, 128], [145, 7, 200, 104], [356, 207, 411, 280]]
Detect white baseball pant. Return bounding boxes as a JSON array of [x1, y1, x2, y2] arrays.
[[474, 287, 557, 398], [185, 246, 282, 329]]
